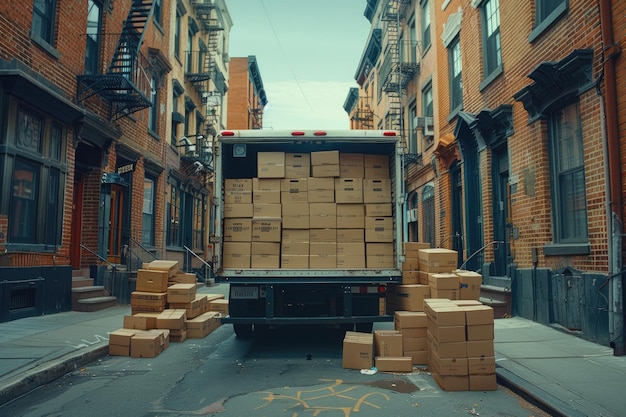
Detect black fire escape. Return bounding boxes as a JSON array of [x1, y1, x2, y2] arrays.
[[77, 0, 155, 121]]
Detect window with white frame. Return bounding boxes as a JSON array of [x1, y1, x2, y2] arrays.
[[481, 0, 501, 80], [448, 36, 463, 113]]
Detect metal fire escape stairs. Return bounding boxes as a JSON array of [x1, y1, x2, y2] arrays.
[[77, 0, 156, 121]]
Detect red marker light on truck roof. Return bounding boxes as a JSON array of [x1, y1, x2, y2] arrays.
[[291, 131, 305, 136], [313, 131, 327, 136], [221, 131, 235, 136], [382, 131, 397, 136]]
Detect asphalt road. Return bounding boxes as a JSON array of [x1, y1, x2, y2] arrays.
[[1, 322, 550, 417]]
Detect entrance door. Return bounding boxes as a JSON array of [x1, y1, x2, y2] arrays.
[[450, 162, 464, 267], [71, 173, 84, 269], [492, 145, 510, 276], [107, 184, 125, 264]]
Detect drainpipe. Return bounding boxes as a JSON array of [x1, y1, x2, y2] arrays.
[[598, 0, 623, 356]]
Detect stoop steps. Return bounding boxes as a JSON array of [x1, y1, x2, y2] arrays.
[[71, 269, 117, 312]]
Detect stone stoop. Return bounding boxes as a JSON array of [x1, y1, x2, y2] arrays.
[[480, 284, 511, 318], [71, 269, 117, 312]]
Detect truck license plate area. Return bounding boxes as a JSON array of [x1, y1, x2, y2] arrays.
[[231, 286, 258, 299]]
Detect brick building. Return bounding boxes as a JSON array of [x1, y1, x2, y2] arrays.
[[352, 0, 625, 354], [226, 56, 268, 129], [0, 0, 231, 321]]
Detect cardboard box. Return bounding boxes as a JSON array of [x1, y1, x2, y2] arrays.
[[363, 179, 391, 203], [428, 334, 467, 358], [131, 291, 167, 308], [432, 373, 470, 391], [282, 229, 309, 242], [418, 249, 458, 273], [394, 285, 430, 312], [108, 344, 130, 356], [169, 272, 198, 284], [285, 153, 311, 178], [404, 242, 431, 252], [281, 255, 309, 269], [374, 330, 404, 357], [224, 218, 252, 242], [427, 322, 466, 343], [209, 298, 229, 315], [282, 203, 309, 229], [251, 242, 280, 268], [136, 269, 169, 293], [187, 311, 221, 338], [335, 178, 363, 203], [365, 217, 393, 242], [310, 242, 337, 269], [342, 331, 373, 370], [366, 243, 394, 269], [430, 350, 469, 376], [426, 305, 466, 326], [468, 356, 496, 375], [309, 203, 336, 229], [307, 177, 335, 202], [337, 242, 365, 268], [310, 228, 336, 242], [375, 356, 413, 372], [258, 152, 285, 178], [336, 228, 364, 243], [336, 204, 364, 229], [130, 330, 166, 358], [340, 153, 364, 178], [312, 164, 340, 177], [253, 178, 281, 203], [222, 242, 251, 268], [394, 311, 427, 329], [403, 336, 427, 352], [169, 294, 208, 319], [405, 350, 429, 365], [282, 240, 309, 256], [430, 289, 459, 300], [109, 328, 136, 347], [224, 179, 253, 204], [401, 327, 427, 338], [429, 273, 460, 290], [167, 283, 197, 304], [156, 309, 187, 330], [252, 220, 281, 242], [455, 270, 483, 300], [253, 203, 281, 219], [281, 178, 309, 202], [124, 313, 159, 330], [464, 305, 494, 325], [402, 257, 420, 272], [364, 154, 389, 178], [466, 340, 495, 358], [311, 150, 339, 166], [402, 271, 420, 284], [469, 374, 497, 391], [467, 324, 494, 341], [365, 204, 392, 217]]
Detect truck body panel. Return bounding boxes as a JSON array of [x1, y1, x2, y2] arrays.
[[212, 130, 404, 332]]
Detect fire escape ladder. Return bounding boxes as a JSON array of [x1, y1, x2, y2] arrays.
[[77, 0, 156, 120], [381, 0, 402, 133]]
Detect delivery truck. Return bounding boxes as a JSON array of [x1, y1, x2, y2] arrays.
[[212, 129, 404, 337]]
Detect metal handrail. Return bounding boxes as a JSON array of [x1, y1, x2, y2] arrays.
[[79, 244, 118, 295], [128, 237, 159, 267], [183, 245, 213, 285], [460, 241, 504, 271]]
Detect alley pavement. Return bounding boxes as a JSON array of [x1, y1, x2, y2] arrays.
[[0, 285, 625, 417]]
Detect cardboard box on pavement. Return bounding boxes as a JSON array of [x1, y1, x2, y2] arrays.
[[373, 330, 403, 357], [342, 331, 373, 370], [136, 269, 169, 293], [375, 356, 413, 372], [167, 283, 197, 304]]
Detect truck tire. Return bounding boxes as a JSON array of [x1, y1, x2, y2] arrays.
[[233, 323, 253, 338]]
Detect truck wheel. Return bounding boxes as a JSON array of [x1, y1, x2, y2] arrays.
[[233, 324, 253, 338], [355, 322, 373, 333]]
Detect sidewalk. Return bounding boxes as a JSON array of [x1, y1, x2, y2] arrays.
[[0, 289, 625, 417]]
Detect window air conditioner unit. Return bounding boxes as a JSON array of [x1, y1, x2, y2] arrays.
[[407, 208, 418, 222]]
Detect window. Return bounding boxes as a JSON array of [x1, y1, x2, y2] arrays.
[[421, 0, 431, 52], [168, 184, 181, 247], [175, 11, 181, 59], [422, 185, 435, 246], [529, 0, 568, 42], [143, 177, 156, 246], [481, 0, 501, 79], [9, 159, 39, 243], [448, 36, 463, 113], [422, 82, 433, 117], [85, 0, 102, 75], [549, 102, 588, 243], [408, 102, 418, 154], [153, 0, 162, 26], [409, 16, 417, 63], [193, 196, 204, 250], [149, 76, 158, 133], [32, 0, 56, 45], [186, 27, 193, 72]]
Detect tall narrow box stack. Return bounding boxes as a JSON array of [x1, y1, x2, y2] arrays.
[[402, 242, 430, 285], [394, 311, 428, 364]]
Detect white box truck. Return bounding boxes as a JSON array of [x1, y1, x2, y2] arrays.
[[212, 130, 404, 337]]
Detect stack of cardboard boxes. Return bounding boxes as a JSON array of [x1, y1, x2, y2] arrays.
[[222, 151, 394, 270], [108, 260, 224, 358], [424, 299, 496, 391], [373, 329, 412, 372], [394, 311, 428, 365]]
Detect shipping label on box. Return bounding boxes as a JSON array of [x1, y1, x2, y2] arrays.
[[363, 179, 391, 203], [335, 178, 363, 203], [223, 218, 252, 242], [252, 220, 282, 242]]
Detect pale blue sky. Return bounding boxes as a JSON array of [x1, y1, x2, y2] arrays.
[[226, 0, 371, 130]]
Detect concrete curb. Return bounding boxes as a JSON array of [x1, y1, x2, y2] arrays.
[[496, 366, 588, 417], [0, 344, 108, 407]]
